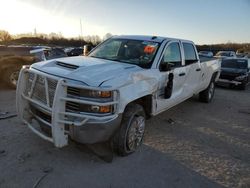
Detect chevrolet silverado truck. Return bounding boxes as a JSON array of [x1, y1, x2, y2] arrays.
[[16, 35, 220, 156]]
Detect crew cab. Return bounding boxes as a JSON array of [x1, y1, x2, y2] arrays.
[[16, 35, 220, 156], [218, 58, 249, 90]]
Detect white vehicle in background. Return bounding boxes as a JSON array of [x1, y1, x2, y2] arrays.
[[30, 47, 67, 62], [198, 51, 213, 57], [16, 35, 221, 156], [214, 51, 236, 58]]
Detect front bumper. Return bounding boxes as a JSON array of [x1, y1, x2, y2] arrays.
[[16, 68, 121, 147], [217, 78, 242, 85]]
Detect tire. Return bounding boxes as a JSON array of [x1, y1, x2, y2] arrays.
[[113, 103, 146, 156], [239, 82, 246, 90], [3, 67, 21, 89], [199, 79, 215, 103]]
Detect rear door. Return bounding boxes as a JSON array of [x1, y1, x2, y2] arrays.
[[181, 42, 202, 97]]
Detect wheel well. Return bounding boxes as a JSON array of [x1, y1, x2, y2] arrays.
[[129, 95, 152, 119], [213, 71, 219, 81]]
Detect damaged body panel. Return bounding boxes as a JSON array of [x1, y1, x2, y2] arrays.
[[16, 35, 221, 156]]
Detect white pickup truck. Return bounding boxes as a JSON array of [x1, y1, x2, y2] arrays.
[[17, 35, 220, 156]]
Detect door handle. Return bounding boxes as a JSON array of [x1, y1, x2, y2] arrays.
[[179, 72, 186, 76], [196, 68, 201, 71]]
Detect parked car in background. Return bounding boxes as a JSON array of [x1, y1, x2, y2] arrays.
[[214, 51, 236, 58], [65, 47, 83, 56], [236, 52, 249, 59], [17, 35, 221, 156], [0, 55, 35, 88], [0, 47, 67, 89], [30, 47, 67, 62], [198, 51, 213, 57], [217, 58, 249, 90]]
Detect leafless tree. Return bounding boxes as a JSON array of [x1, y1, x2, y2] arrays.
[[103, 33, 113, 41], [0, 30, 12, 42]]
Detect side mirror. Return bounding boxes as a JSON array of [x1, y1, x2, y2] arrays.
[[160, 62, 173, 72]]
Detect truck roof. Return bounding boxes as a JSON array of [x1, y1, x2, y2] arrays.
[[112, 35, 193, 44]]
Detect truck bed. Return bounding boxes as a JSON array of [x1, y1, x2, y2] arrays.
[[199, 55, 218, 63]]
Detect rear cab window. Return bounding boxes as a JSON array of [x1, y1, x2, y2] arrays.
[[183, 43, 198, 65]]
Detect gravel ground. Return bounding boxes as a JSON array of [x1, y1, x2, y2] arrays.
[[0, 85, 249, 188]]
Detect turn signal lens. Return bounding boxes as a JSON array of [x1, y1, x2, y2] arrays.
[[99, 106, 111, 113], [100, 91, 112, 98]]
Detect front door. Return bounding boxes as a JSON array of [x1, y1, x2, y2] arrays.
[[155, 41, 187, 114]]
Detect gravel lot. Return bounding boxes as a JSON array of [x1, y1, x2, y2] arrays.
[[0, 85, 249, 188]]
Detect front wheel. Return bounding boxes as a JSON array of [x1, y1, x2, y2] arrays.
[[199, 80, 215, 103], [113, 103, 146, 156]]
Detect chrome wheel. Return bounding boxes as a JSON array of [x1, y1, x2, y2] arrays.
[[9, 71, 19, 87], [126, 116, 145, 152]]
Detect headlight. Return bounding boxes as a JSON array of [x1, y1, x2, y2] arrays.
[[66, 102, 112, 114], [22, 65, 30, 69], [67, 87, 112, 99], [89, 90, 112, 98]]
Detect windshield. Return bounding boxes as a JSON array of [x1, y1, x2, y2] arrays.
[[221, 59, 248, 69], [216, 52, 231, 57], [199, 51, 209, 54], [89, 38, 159, 68]]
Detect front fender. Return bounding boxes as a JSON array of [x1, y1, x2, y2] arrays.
[[102, 69, 160, 113]]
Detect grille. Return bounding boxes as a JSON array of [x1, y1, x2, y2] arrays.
[[66, 101, 80, 112], [25, 72, 58, 107], [220, 72, 240, 81], [56, 61, 79, 69], [67, 87, 80, 96], [32, 75, 47, 105], [220, 74, 236, 81], [30, 105, 51, 123], [47, 78, 58, 107]]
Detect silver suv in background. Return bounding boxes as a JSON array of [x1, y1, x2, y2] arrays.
[[215, 51, 236, 58]]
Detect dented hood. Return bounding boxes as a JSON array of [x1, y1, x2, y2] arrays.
[[31, 56, 143, 86]]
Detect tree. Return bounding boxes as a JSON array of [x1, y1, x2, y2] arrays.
[[103, 33, 112, 41], [0, 30, 12, 42]]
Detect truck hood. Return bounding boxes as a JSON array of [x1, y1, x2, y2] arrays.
[[31, 56, 143, 86]]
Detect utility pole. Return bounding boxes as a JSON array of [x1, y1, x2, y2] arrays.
[[80, 19, 83, 46], [34, 28, 37, 37]]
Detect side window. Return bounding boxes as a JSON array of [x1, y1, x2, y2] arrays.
[[183, 43, 197, 65], [161, 42, 182, 68]]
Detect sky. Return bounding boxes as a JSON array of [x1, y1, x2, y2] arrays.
[[0, 0, 250, 44]]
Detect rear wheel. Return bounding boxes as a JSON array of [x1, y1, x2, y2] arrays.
[[199, 79, 215, 103], [113, 103, 146, 156]]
